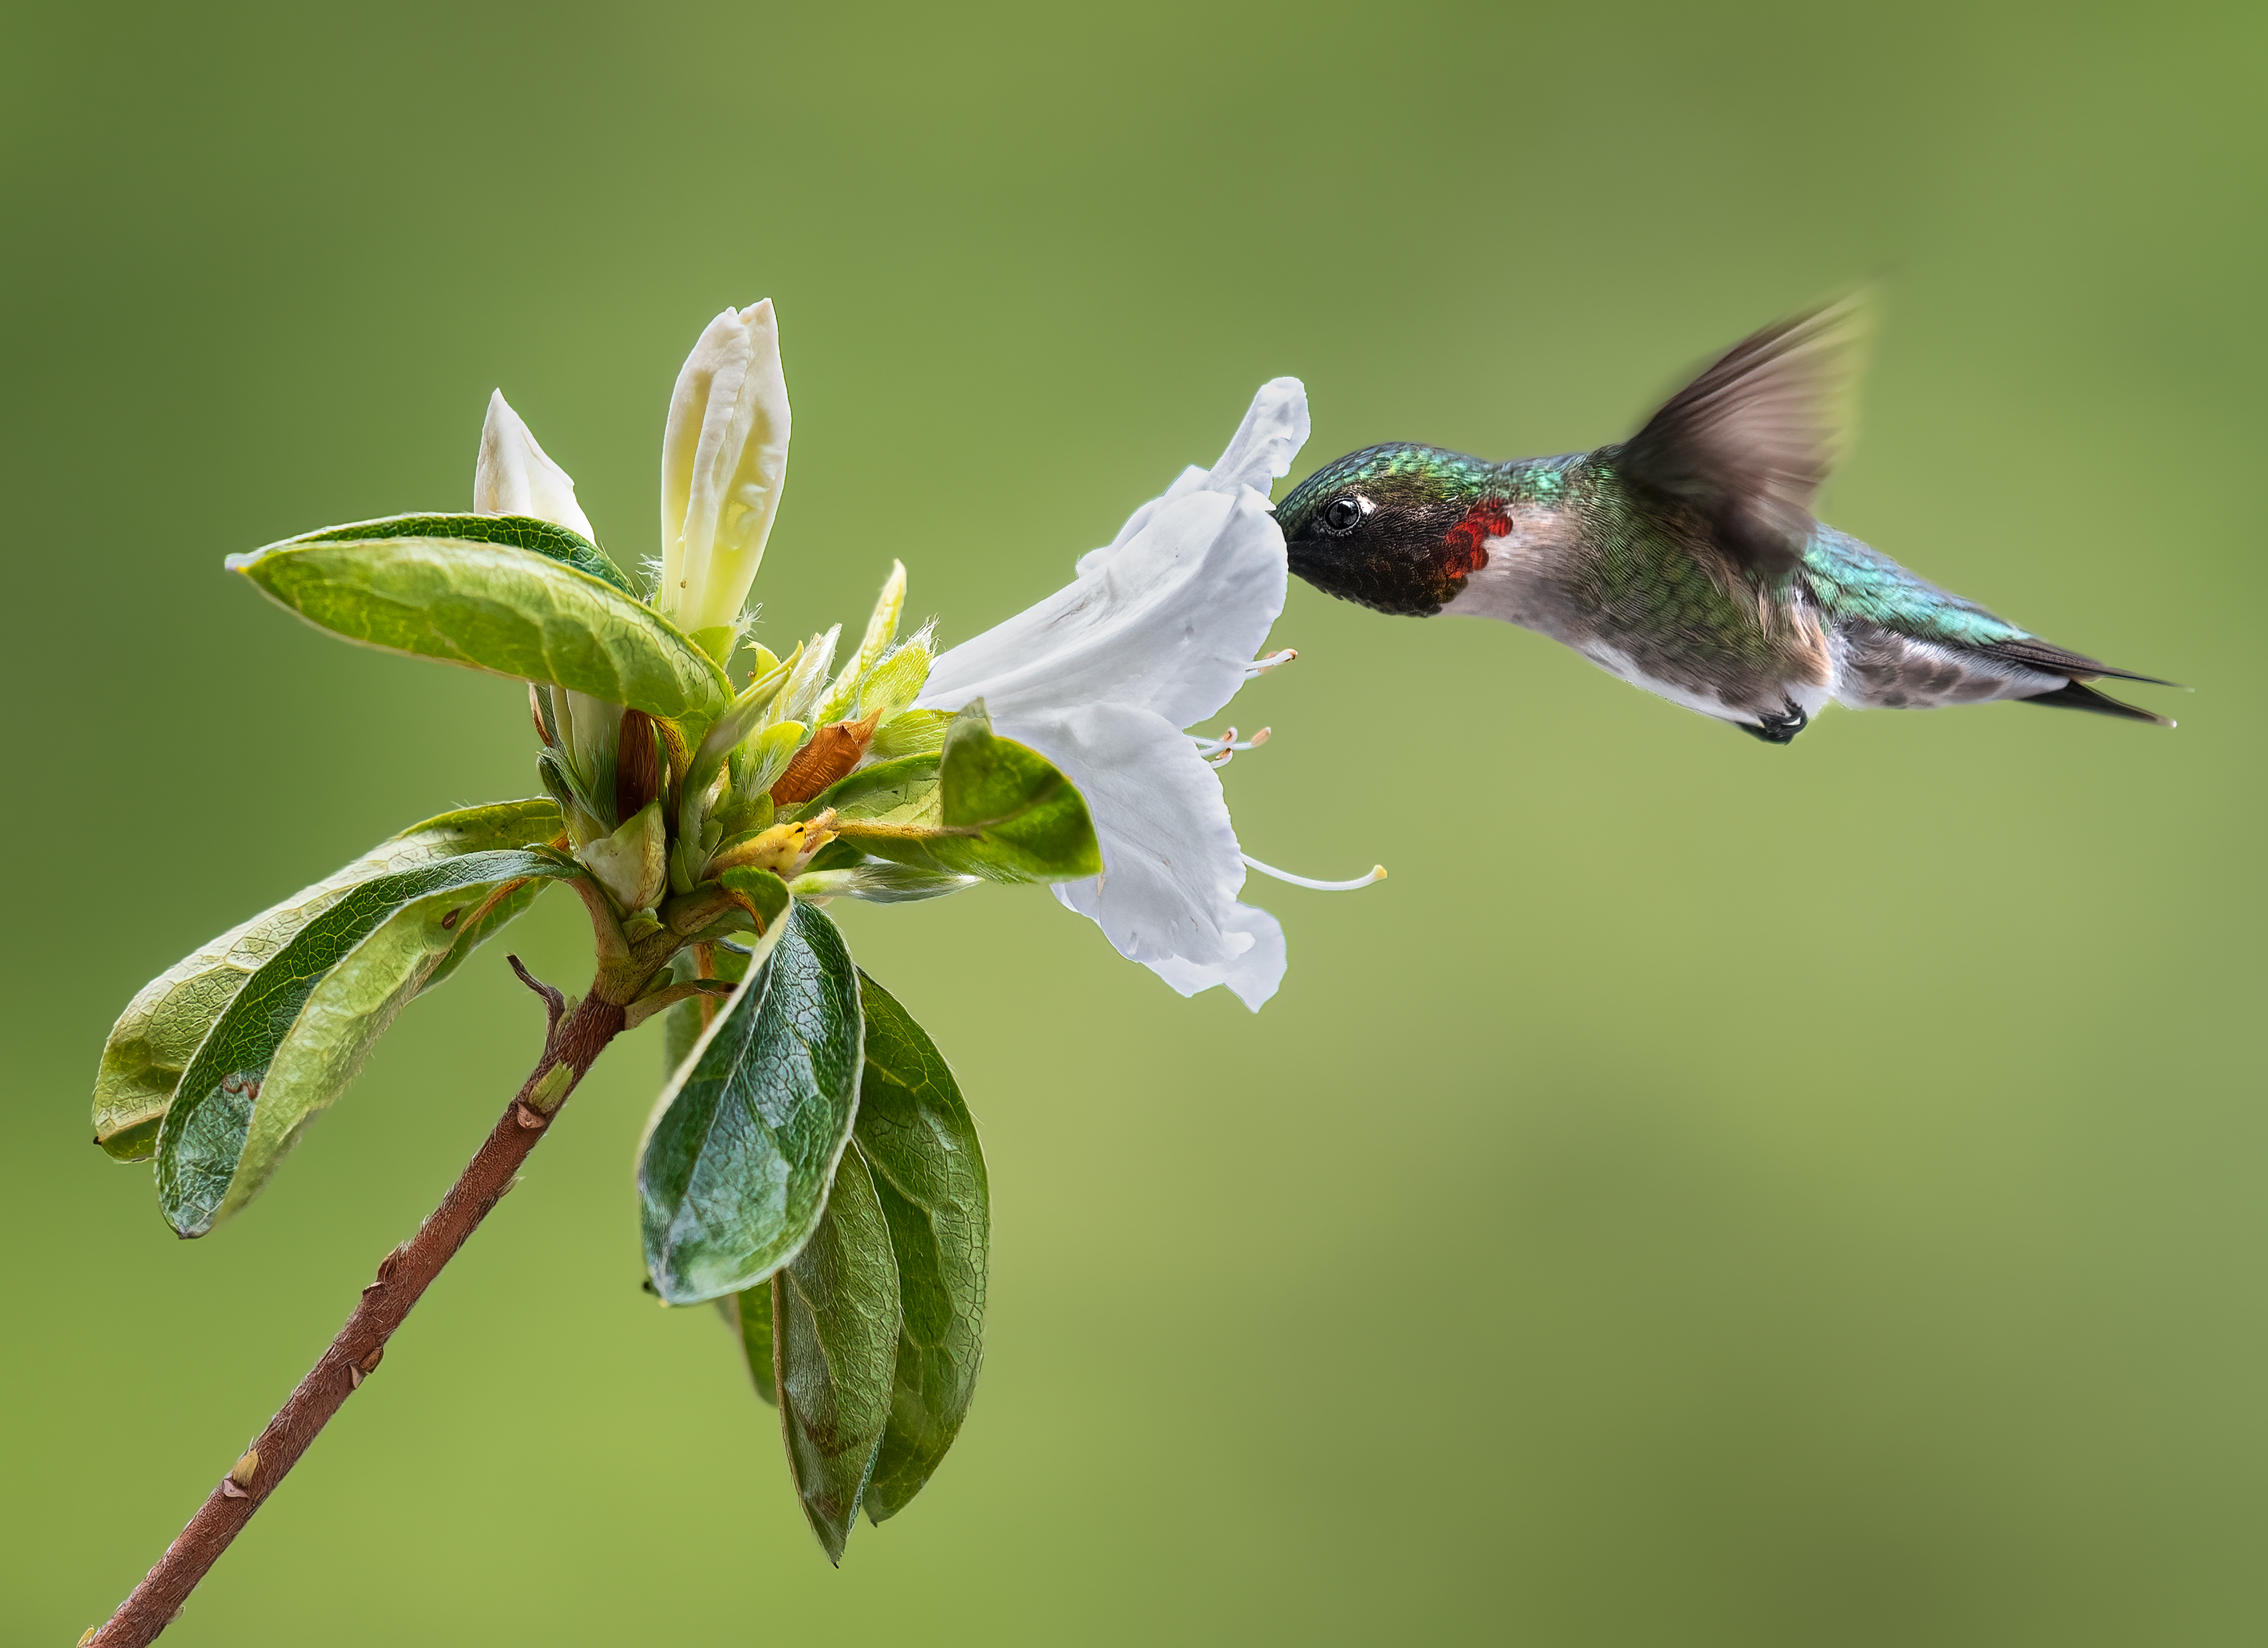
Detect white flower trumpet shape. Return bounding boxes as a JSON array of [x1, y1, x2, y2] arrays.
[[917, 379, 1313, 1011], [659, 300, 791, 639]]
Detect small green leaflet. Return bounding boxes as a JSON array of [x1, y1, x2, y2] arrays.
[[93, 799, 564, 1160], [155, 848, 581, 1236], [852, 970, 989, 1522], [638, 903, 863, 1304], [228, 525, 731, 730], [846, 703, 1101, 884], [775, 1145, 900, 1565]]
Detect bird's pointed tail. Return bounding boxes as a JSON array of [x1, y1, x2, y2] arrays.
[[2020, 678, 2175, 727]]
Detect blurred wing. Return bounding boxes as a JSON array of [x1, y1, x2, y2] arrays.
[[1617, 294, 1870, 580]]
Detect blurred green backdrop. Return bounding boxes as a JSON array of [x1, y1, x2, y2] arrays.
[[5, 1, 2263, 1642]]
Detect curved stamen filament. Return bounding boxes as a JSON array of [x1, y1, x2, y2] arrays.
[[1191, 726, 1272, 767], [1244, 647, 1298, 677], [1240, 853, 1387, 892]]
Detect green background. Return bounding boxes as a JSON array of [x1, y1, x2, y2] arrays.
[[5, 2, 2262, 1641]]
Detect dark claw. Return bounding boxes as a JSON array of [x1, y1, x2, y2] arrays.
[[1736, 701, 1808, 745]]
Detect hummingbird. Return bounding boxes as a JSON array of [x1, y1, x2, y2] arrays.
[[1275, 300, 2172, 743]]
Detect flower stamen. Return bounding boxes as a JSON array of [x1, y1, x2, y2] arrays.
[[1244, 647, 1298, 677], [1190, 725, 1272, 767], [1240, 853, 1387, 892]]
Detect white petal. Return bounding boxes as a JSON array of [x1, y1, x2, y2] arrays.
[[1141, 902, 1286, 1011], [1202, 376, 1310, 498], [920, 481, 1286, 733], [995, 700, 1260, 981], [659, 300, 791, 631], [474, 391, 595, 540]]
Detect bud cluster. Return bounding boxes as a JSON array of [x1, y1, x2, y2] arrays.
[[528, 562, 940, 932]]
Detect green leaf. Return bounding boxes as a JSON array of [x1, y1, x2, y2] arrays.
[[846, 702, 1102, 885], [637, 903, 863, 1304], [228, 528, 731, 729], [155, 848, 581, 1236], [775, 1144, 901, 1563], [722, 1285, 778, 1407], [853, 971, 989, 1521], [298, 512, 639, 598], [804, 753, 939, 821], [93, 799, 563, 1159]]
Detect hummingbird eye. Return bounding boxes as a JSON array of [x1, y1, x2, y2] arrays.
[[1320, 495, 1366, 535]]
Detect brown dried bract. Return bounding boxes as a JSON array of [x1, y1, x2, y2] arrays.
[[615, 707, 663, 820], [769, 709, 883, 805]]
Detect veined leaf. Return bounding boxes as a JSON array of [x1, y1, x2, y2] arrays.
[[853, 971, 989, 1522], [637, 903, 863, 1304], [228, 530, 731, 729], [93, 799, 563, 1160], [805, 753, 939, 823], [156, 849, 581, 1236], [295, 512, 639, 598], [775, 1145, 901, 1563], [843, 702, 1101, 885]]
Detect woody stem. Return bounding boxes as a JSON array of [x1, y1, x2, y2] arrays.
[[87, 975, 633, 1646]]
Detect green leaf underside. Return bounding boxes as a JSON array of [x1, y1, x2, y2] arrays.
[[228, 534, 729, 728], [855, 705, 1102, 883], [155, 848, 579, 1235], [727, 1286, 778, 1406], [293, 513, 639, 598], [776, 1145, 900, 1564], [852, 971, 989, 1522], [639, 903, 863, 1304], [93, 799, 564, 1158]]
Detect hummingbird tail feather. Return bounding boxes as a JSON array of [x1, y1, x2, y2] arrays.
[[2019, 679, 2175, 727], [1981, 637, 2177, 687]]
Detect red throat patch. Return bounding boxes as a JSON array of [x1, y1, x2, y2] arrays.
[[1442, 503, 1510, 576]]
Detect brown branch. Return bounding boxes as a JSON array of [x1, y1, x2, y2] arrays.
[[87, 985, 632, 1647]]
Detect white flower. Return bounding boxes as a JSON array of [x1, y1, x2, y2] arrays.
[[659, 300, 792, 637], [917, 379, 1312, 1011], [474, 390, 595, 540]]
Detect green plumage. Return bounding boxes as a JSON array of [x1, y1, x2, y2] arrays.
[[1279, 300, 2171, 741]]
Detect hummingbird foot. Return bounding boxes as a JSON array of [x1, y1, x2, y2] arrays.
[[1736, 701, 1810, 745]]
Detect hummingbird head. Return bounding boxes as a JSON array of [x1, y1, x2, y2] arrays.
[[1276, 443, 1504, 617]]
